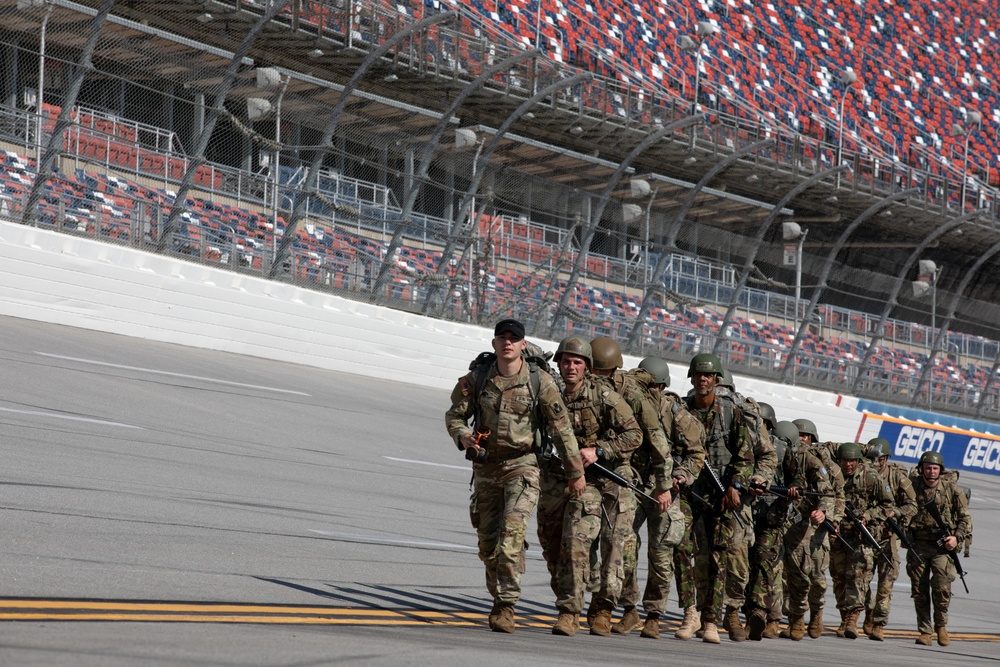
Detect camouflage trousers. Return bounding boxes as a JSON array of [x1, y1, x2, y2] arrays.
[[864, 535, 900, 626], [693, 505, 751, 622], [783, 520, 830, 617], [539, 476, 636, 614], [469, 461, 540, 605], [907, 541, 957, 634], [672, 498, 698, 610], [746, 524, 784, 621], [830, 536, 876, 613], [618, 495, 678, 614]]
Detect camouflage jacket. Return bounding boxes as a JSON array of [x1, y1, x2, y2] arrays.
[[871, 461, 917, 541], [445, 359, 584, 479], [841, 463, 895, 538], [654, 390, 706, 488], [594, 369, 673, 493], [786, 449, 835, 522], [563, 375, 643, 481], [683, 391, 755, 496], [908, 477, 972, 546], [805, 441, 846, 523]]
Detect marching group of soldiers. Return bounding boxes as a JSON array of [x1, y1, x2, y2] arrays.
[[445, 319, 973, 645]]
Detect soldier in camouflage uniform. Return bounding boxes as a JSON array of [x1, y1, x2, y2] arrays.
[[682, 353, 761, 644], [907, 450, 972, 647], [862, 437, 917, 640], [539, 336, 643, 637], [829, 442, 895, 639], [781, 417, 846, 639], [611, 356, 706, 639], [445, 319, 585, 633], [714, 376, 777, 641]]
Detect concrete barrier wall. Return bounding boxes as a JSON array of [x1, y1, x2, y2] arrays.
[[2, 220, 996, 476]]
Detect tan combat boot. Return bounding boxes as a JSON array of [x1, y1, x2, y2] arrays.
[[869, 624, 884, 641], [843, 610, 861, 639], [936, 626, 950, 646], [915, 632, 933, 646], [746, 608, 767, 641], [836, 612, 849, 637], [487, 601, 500, 630], [611, 606, 641, 635], [674, 606, 699, 640], [640, 613, 660, 639], [762, 619, 780, 639], [788, 614, 806, 641], [492, 604, 515, 633], [589, 609, 613, 636], [862, 609, 874, 636], [552, 612, 579, 636], [702, 621, 721, 644], [807, 609, 823, 638], [724, 607, 747, 641]]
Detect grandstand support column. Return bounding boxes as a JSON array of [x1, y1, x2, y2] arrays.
[[974, 345, 1000, 418], [910, 239, 1000, 409], [156, 0, 291, 253], [850, 209, 984, 396], [777, 188, 920, 385], [625, 139, 775, 352], [712, 164, 850, 360], [421, 72, 594, 320], [371, 49, 542, 304], [20, 0, 114, 229], [546, 113, 705, 339], [267, 10, 458, 279]]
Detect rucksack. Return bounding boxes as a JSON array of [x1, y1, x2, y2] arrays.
[[467, 349, 552, 451]]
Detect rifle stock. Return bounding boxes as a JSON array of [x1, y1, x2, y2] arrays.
[[844, 504, 893, 566], [885, 515, 923, 566]]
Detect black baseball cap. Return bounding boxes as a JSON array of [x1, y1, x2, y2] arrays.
[[494, 318, 525, 340]]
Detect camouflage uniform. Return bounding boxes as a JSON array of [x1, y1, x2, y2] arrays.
[[445, 359, 584, 608], [865, 461, 917, 627], [785, 441, 845, 622], [777, 451, 834, 620], [683, 389, 756, 626], [907, 477, 972, 636], [618, 379, 706, 617], [537, 376, 642, 616], [830, 463, 894, 617]]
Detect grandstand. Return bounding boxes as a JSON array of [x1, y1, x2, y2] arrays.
[[2, 0, 1000, 419]]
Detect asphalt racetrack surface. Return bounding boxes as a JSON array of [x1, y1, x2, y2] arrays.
[[2, 316, 998, 666]]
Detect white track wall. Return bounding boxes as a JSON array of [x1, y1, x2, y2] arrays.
[[1, 220, 997, 476]]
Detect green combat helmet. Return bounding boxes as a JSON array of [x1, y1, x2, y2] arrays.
[[591, 337, 624, 371], [793, 418, 820, 442], [773, 420, 800, 455], [836, 442, 863, 461], [554, 336, 593, 368], [719, 367, 736, 391], [638, 357, 671, 386], [918, 450, 945, 471], [688, 353, 724, 377], [757, 402, 777, 429], [866, 438, 892, 460]]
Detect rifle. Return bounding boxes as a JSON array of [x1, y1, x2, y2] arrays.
[[843, 504, 893, 566], [699, 463, 748, 530], [885, 515, 923, 566], [588, 459, 659, 506], [924, 498, 969, 593], [763, 484, 835, 498], [822, 518, 857, 554]]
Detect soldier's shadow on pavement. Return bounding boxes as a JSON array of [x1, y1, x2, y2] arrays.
[[256, 577, 683, 627]]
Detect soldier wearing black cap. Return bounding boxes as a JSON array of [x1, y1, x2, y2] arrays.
[[446, 319, 585, 633]]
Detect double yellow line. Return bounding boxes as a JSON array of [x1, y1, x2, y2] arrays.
[[1, 599, 998, 642]]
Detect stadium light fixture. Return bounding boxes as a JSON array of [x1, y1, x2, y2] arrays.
[[836, 69, 858, 187], [196, 12, 213, 23], [568, 125, 584, 135], [782, 222, 808, 330], [912, 259, 940, 338], [306, 48, 324, 59], [951, 110, 982, 207]]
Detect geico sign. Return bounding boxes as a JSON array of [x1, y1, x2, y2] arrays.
[[894, 427, 944, 458], [963, 437, 1000, 470]]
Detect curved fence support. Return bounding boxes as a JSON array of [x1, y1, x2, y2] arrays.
[[269, 10, 458, 277], [911, 239, 1000, 407], [22, 0, 116, 227], [547, 113, 704, 338], [626, 138, 775, 351], [712, 164, 849, 357], [423, 71, 594, 319], [779, 188, 920, 384], [851, 209, 985, 394], [372, 49, 541, 303]]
